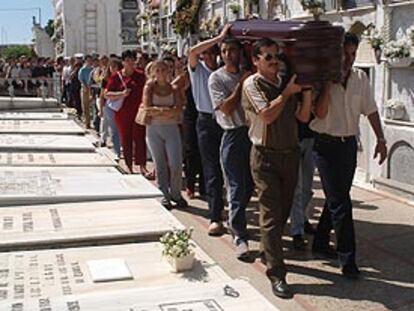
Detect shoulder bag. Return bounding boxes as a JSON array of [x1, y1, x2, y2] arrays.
[[107, 72, 127, 112]]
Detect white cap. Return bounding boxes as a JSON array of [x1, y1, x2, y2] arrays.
[[74, 53, 84, 59]]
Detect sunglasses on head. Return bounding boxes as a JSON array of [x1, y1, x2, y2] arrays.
[[259, 53, 279, 62]]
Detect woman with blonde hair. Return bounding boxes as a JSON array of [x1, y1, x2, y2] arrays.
[[143, 60, 187, 209]]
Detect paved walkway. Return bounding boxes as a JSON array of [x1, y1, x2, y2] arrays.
[[166, 172, 414, 311]]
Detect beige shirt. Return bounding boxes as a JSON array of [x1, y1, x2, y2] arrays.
[[242, 73, 298, 150], [310, 68, 378, 136]]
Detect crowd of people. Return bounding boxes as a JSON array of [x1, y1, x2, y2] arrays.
[[25, 25, 388, 299], [0, 56, 59, 95]]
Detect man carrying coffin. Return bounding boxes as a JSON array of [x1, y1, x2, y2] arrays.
[[311, 32, 387, 279], [242, 38, 312, 298]]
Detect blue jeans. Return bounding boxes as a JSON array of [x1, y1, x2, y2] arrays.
[[290, 138, 315, 236], [196, 113, 224, 222], [104, 105, 121, 157], [146, 124, 183, 201], [221, 127, 254, 240]]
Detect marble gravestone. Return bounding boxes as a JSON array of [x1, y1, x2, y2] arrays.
[[0, 120, 85, 134], [0, 97, 59, 111], [0, 167, 161, 206], [0, 242, 231, 304], [0, 199, 184, 250], [0, 112, 68, 120], [0, 134, 95, 152], [0, 280, 277, 310], [0, 152, 115, 167]]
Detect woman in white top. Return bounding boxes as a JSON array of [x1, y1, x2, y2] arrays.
[[143, 60, 188, 209]]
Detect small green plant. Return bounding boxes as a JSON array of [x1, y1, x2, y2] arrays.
[[228, 2, 241, 14], [364, 29, 384, 50], [160, 228, 194, 258]]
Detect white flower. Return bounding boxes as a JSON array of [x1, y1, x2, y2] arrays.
[[383, 39, 411, 59]]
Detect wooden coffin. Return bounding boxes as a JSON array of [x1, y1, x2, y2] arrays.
[[230, 19, 344, 83]]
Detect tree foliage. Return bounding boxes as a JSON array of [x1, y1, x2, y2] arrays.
[[45, 19, 55, 38], [1, 46, 36, 59]]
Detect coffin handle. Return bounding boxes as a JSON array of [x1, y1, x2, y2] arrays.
[[242, 28, 249, 36]]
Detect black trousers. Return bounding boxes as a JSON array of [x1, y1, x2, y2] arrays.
[[196, 112, 224, 222], [183, 118, 205, 194], [313, 135, 358, 268]]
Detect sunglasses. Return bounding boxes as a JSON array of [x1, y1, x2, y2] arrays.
[[259, 53, 279, 62]]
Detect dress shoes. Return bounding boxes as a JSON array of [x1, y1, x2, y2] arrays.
[[271, 280, 293, 299], [341, 264, 361, 280]]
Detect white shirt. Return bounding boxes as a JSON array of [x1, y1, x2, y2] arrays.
[[62, 65, 72, 84], [208, 67, 246, 130], [310, 68, 378, 136]]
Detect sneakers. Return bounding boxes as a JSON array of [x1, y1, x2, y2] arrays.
[[208, 222, 225, 236], [234, 238, 250, 261], [292, 234, 306, 251]]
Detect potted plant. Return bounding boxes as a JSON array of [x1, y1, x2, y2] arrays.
[[160, 228, 195, 273], [228, 2, 241, 15], [364, 29, 384, 64], [384, 99, 406, 120], [383, 39, 412, 67], [301, 0, 325, 21]]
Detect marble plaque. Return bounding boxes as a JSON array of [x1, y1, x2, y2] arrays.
[[0, 97, 59, 111], [0, 199, 183, 250], [87, 259, 133, 282], [0, 168, 161, 206], [0, 152, 115, 167], [0, 280, 276, 310], [0, 134, 95, 152], [0, 112, 68, 120], [0, 242, 230, 303], [0, 120, 85, 134]]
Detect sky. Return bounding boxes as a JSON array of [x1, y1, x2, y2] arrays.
[[0, 0, 54, 45]]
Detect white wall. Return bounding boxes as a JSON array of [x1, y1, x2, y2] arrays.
[[32, 25, 55, 58], [60, 0, 124, 56]]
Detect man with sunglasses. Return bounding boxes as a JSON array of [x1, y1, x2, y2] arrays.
[[242, 38, 312, 298], [208, 37, 254, 260], [188, 25, 231, 236]]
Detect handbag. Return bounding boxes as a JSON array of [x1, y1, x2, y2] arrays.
[[107, 72, 127, 112], [135, 106, 151, 125]]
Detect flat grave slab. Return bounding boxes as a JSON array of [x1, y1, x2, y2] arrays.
[[0, 97, 59, 111], [0, 151, 115, 167], [0, 120, 84, 134], [0, 280, 277, 310], [0, 134, 95, 152], [0, 199, 183, 250], [0, 167, 161, 206], [0, 242, 231, 304], [0, 112, 68, 120]]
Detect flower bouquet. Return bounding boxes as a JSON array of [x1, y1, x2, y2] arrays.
[[383, 39, 412, 67], [384, 99, 406, 120]]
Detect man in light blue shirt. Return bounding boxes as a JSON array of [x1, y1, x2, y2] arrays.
[[78, 55, 94, 128], [188, 25, 230, 236]]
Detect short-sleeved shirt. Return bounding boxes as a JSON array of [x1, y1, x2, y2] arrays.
[[78, 65, 93, 86], [106, 69, 145, 114], [242, 73, 298, 150], [310, 68, 378, 136], [188, 61, 214, 114], [208, 67, 246, 130]]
